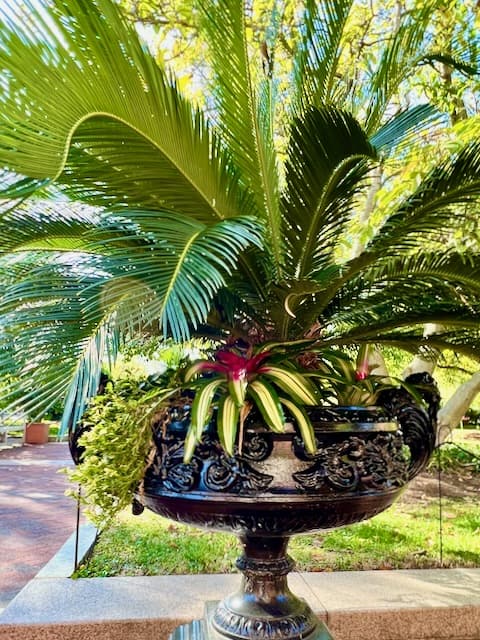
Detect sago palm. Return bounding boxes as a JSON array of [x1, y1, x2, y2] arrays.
[[0, 0, 480, 441]]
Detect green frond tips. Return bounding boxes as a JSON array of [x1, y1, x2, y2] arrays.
[[0, 258, 114, 430], [361, 1, 438, 133], [0, 0, 247, 223], [0, 171, 51, 201], [293, 0, 354, 113], [82, 211, 263, 342], [369, 142, 480, 256], [282, 106, 377, 285], [370, 104, 445, 156], [198, 0, 283, 276]]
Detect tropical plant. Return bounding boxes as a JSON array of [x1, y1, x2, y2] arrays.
[[306, 345, 404, 407], [183, 340, 322, 459], [1, 0, 480, 451]]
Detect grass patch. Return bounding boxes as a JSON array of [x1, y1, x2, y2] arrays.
[[75, 496, 480, 578], [428, 440, 480, 473]]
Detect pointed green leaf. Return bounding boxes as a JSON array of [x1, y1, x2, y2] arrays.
[[279, 397, 317, 455], [248, 380, 285, 433], [190, 379, 223, 438], [261, 365, 320, 405], [183, 425, 200, 464], [184, 361, 209, 382], [217, 395, 240, 457], [228, 378, 247, 408]]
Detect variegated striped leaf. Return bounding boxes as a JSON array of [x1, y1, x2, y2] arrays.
[[279, 397, 317, 454], [248, 380, 285, 433], [190, 379, 224, 438], [228, 378, 247, 408], [261, 365, 320, 405], [183, 424, 200, 463], [217, 395, 240, 456], [184, 361, 209, 382]]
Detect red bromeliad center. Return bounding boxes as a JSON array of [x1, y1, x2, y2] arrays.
[[355, 370, 368, 381], [198, 348, 272, 382]]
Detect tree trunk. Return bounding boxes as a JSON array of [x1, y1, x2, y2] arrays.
[[436, 372, 480, 444]]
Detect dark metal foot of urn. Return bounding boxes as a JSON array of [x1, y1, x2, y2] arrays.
[[169, 535, 334, 640], [170, 608, 333, 639]]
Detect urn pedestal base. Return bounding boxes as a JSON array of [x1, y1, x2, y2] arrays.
[[169, 603, 334, 640], [169, 536, 334, 640]]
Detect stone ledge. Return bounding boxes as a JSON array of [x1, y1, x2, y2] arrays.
[[34, 523, 98, 579], [0, 569, 479, 640]]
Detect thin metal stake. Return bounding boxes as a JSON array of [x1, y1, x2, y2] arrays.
[[436, 447, 443, 567], [74, 484, 82, 571]]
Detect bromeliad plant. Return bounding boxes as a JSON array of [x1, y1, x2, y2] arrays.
[[1, 0, 480, 455], [312, 345, 409, 407], [183, 341, 321, 460]]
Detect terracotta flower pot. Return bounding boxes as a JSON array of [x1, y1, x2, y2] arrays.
[[25, 422, 49, 445]]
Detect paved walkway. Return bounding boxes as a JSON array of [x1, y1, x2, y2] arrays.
[[0, 441, 81, 611]]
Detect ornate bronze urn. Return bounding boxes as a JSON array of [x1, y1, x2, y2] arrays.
[[138, 375, 438, 640]]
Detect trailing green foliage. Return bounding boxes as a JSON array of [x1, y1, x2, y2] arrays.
[[66, 377, 178, 527]]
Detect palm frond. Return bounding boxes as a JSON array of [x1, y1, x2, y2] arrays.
[[326, 331, 480, 363], [85, 210, 263, 341], [0, 259, 112, 419], [322, 287, 480, 343], [370, 104, 445, 157], [58, 117, 258, 221], [359, 252, 480, 295], [369, 142, 480, 254], [198, 0, 283, 273], [60, 325, 112, 437], [282, 107, 377, 279], [0, 207, 262, 421], [0, 199, 98, 253], [311, 141, 480, 315], [0, 0, 248, 222], [292, 0, 354, 113], [0, 169, 51, 201], [422, 30, 480, 79], [361, 1, 438, 133]]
